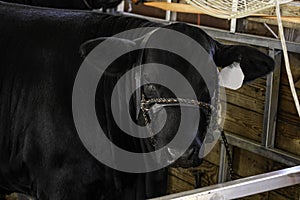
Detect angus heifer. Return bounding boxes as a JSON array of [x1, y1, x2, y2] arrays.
[[0, 1, 274, 200]]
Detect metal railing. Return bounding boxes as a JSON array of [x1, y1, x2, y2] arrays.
[[150, 165, 300, 200]]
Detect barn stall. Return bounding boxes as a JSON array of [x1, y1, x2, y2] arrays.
[[121, 0, 300, 199], [1, 0, 300, 199]]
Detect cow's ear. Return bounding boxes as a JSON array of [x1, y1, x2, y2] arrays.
[[79, 37, 136, 58], [219, 62, 245, 90], [214, 45, 275, 83]]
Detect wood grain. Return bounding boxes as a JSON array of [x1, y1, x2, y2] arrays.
[[144, 2, 204, 14], [276, 52, 300, 157], [226, 88, 265, 114], [204, 140, 220, 166], [248, 17, 300, 29], [223, 103, 263, 142], [168, 160, 219, 193]]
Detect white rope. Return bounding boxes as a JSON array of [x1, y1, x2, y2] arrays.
[[275, 0, 300, 117]]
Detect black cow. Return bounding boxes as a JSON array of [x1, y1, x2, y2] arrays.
[[0, 0, 122, 10], [0, 1, 274, 200]]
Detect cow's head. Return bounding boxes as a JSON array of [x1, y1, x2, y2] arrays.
[[79, 25, 274, 170]]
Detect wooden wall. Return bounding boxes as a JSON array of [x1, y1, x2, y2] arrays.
[[277, 53, 300, 156], [128, 2, 300, 199]]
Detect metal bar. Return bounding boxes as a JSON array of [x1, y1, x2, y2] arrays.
[[170, 11, 177, 22], [121, 12, 300, 53], [165, 0, 172, 21], [121, 12, 170, 23], [230, 0, 238, 33], [200, 25, 300, 53], [218, 142, 228, 183], [225, 133, 300, 166], [262, 50, 282, 148], [230, 18, 237, 33], [263, 23, 279, 39], [150, 165, 300, 200]]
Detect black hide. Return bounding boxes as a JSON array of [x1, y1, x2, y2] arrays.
[[0, 0, 122, 9], [0, 1, 274, 200]]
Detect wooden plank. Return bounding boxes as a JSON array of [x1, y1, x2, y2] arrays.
[[257, 2, 300, 17], [191, 161, 218, 187], [226, 89, 265, 114], [275, 120, 300, 156], [233, 148, 273, 177], [169, 168, 196, 185], [127, 1, 166, 19], [278, 54, 300, 122], [180, 13, 230, 28], [247, 16, 300, 29], [276, 69, 300, 156], [269, 185, 300, 200], [277, 53, 300, 158], [269, 191, 294, 200], [223, 103, 263, 142], [144, 2, 204, 14], [247, 1, 300, 28], [203, 141, 220, 166], [272, 52, 300, 158], [221, 75, 266, 142], [277, 116, 300, 139], [168, 160, 219, 193], [234, 78, 266, 101], [280, 53, 300, 89], [168, 174, 195, 194], [143, 2, 273, 16], [278, 85, 300, 123]]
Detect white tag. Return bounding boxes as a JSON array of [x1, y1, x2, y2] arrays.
[[219, 62, 245, 90]]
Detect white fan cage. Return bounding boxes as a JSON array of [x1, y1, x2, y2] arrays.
[[187, 0, 292, 19]]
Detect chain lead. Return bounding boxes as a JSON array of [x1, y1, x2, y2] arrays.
[[221, 130, 234, 180]]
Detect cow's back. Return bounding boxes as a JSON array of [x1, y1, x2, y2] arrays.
[[0, 2, 163, 199]]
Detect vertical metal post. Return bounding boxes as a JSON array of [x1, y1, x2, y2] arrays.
[[165, 0, 172, 21], [230, 19, 237, 33], [218, 142, 228, 183], [170, 11, 177, 21], [230, 0, 238, 33], [165, 0, 176, 22], [262, 49, 281, 148]]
